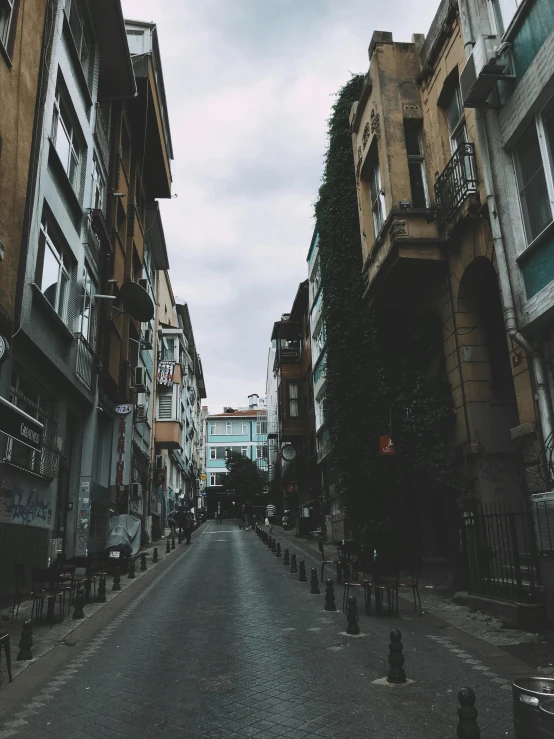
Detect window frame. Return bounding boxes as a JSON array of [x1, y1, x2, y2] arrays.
[[36, 218, 70, 321], [288, 382, 300, 418], [64, 0, 95, 90], [209, 447, 216, 460], [512, 101, 554, 251], [210, 423, 216, 435], [0, 0, 17, 57], [77, 263, 96, 348], [368, 158, 386, 237], [226, 422, 232, 435], [404, 120, 429, 209], [241, 422, 248, 435], [52, 86, 82, 194], [91, 153, 107, 214]]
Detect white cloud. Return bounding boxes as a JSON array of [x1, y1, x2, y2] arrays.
[[122, 0, 438, 409]]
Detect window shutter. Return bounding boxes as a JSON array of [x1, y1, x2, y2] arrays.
[[158, 392, 173, 420]]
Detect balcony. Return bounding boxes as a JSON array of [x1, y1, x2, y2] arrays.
[[155, 420, 182, 450], [434, 142, 478, 228], [75, 334, 97, 391]]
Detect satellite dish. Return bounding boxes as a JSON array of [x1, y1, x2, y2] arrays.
[[119, 281, 154, 322]]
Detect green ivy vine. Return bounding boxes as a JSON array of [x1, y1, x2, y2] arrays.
[[314, 76, 471, 552]]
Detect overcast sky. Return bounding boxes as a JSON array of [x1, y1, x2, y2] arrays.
[[121, 0, 437, 412]]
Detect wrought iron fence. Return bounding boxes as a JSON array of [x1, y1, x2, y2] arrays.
[[434, 142, 478, 226], [75, 333, 96, 390], [461, 503, 541, 602]]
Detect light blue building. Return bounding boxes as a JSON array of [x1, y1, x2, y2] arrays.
[[205, 395, 268, 493]]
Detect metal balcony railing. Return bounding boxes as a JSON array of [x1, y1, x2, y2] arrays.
[[75, 334, 96, 390], [434, 142, 478, 227]]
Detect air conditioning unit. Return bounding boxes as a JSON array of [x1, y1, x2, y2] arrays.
[[135, 404, 147, 421], [460, 35, 513, 109], [134, 366, 146, 391], [142, 328, 153, 349], [531, 493, 554, 554], [155, 454, 165, 471], [130, 482, 141, 499], [138, 278, 148, 292]]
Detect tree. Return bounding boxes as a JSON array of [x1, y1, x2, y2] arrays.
[[224, 451, 265, 498]]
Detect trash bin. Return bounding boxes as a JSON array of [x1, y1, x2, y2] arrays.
[[540, 697, 554, 737], [513, 677, 554, 738]]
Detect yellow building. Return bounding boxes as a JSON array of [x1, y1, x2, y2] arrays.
[[350, 5, 539, 563]]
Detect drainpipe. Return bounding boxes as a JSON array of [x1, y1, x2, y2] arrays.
[[457, 0, 554, 458]]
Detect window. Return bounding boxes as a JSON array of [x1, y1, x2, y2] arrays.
[[157, 388, 174, 420], [210, 448, 216, 460], [513, 103, 554, 245], [241, 447, 248, 456], [52, 86, 82, 192], [242, 422, 248, 435], [36, 218, 70, 320], [288, 383, 299, 418], [404, 121, 428, 208], [257, 444, 268, 459], [91, 154, 106, 213], [368, 159, 386, 236], [77, 264, 96, 347], [65, 0, 94, 87], [256, 419, 267, 435], [446, 84, 468, 153], [210, 423, 216, 435], [226, 422, 232, 435], [209, 472, 226, 487], [0, 0, 16, 52], [121, 121, 131, 177], [313, 323, 326, 354]]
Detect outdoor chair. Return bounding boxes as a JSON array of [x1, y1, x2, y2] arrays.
[[399, 559, 423, 616], [318, 540, 341, 583], [342, 561, 367, 613], [10, 564, 27, 622], [364, 558, 400, 618], [30, 569, 64, 628], [0, 633, 12, 684]]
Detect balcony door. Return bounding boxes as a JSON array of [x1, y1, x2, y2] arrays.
[[445, 83, 475, 196]]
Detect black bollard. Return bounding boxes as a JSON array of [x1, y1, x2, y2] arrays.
[[325, 579, 337, 611], [72, 587, 85, 620], [17, 620, 33, 661], [310, 568, 321, 594], [457, 687, 481, 739], [97, 575, 107, 602], [299, 560, 307, 582], [178, 532, 182, 544], [171, 536, 176, 550], [346, 596, 360, 635], [276, 542, 282, 558], [283, 548, 290, 566], [267, 535, 272, 549], [271, 538, 277, 553], [166, 538, 171, 554], [290, 553, 297, 574], [387, 629, 406, 684], [140, 552, 147, 571], [112, 569, 121, 591], [127, 559, 136, 580], [153, 547, 159, 563]]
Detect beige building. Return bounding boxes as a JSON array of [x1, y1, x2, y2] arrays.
[[350, 3, 539, 567]]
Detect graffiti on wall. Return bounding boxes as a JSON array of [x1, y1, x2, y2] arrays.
[[0, 483, 53, 527]]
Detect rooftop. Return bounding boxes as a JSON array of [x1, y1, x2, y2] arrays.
[[207, 409, 268, 419]]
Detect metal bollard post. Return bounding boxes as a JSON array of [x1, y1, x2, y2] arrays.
[[267, 535, 272, 549], [271, 538, 277, 553], [387, 629, 406, 684], [153, 547, 159, 563], [325, 579, 337, 611], [112, 568, 121, 591], [140, 552, 147, 571], [17, 620, 33, 661], [298, 560, 307, 582], [283, 548, 290, 566], [178, 532, 182, 544], [171, 536, 176, 550], [276, 542, 282, 558], [346, 596, 360, 635], [97, 575, 107, 601], [310, 568, 321, 594], [127, 559, 136, 579], [290, 553, 297, 573], [457, 687, 480, 739], [166, 538, 171, 554], [72, 587, 85, 619]]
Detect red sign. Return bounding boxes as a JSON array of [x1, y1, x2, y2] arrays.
[[379, 435, 396, 456], [115, 418, 126, 485]]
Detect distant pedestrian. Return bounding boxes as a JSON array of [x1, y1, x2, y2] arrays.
[[266, 502, 276, 533], [216, 504, 222, 524], [244, 501, 253, 529]]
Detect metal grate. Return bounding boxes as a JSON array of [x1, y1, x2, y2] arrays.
[[434, 142, 478, 227], [75, 333, 96, 389]]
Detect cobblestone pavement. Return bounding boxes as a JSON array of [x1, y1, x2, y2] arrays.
[[0, 522, 534, 739]]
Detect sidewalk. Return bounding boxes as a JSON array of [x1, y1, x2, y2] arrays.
[[0, 529, 191, 688]]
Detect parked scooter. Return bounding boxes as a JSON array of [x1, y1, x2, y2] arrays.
[[281, 510, 292, 529]]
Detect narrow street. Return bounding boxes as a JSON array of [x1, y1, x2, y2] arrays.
[[1, 524, 521, 739]]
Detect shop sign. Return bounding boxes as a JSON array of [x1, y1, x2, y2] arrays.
[[379, 435, 396, 456], [0, 395, 43, 452], [116, 418, 127, 486], [115, 404, 133, 415]]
